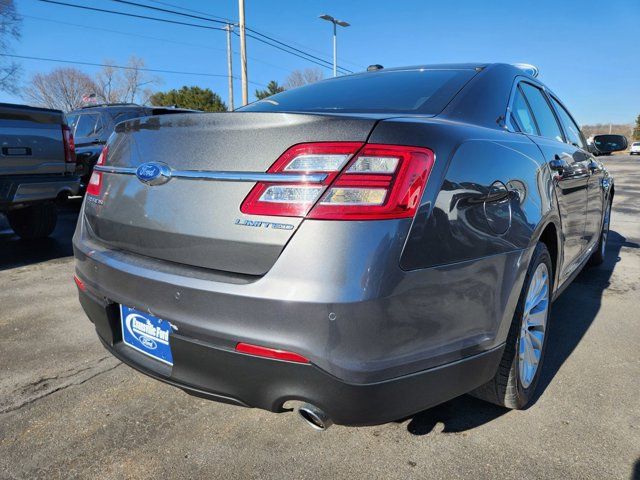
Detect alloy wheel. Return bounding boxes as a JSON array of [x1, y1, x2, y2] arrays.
[[518, 262, 549, 389]]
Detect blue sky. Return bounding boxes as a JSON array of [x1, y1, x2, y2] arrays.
[[3, 0, 639, 124]]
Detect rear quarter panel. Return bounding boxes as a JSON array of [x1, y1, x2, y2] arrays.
[[368, 118, 554, 269], [368, 118, 557, 352]]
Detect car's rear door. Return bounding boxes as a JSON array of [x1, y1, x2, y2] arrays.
[[511, 81, 590, 278], [548, 95, 605, 250]]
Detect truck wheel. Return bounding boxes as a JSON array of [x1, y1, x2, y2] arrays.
[[589, 200, 611, 266], [7, 203, 58, 240], [471, 242, 552, 409]]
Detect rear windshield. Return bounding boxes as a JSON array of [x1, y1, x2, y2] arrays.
[[241, 69, 477, 115]]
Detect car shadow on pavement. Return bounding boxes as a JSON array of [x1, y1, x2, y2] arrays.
[[0, 201, 81, 271], [536, 230, 638, 400], [405, 230, 637, 436]]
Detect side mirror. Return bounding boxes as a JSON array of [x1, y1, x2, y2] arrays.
[[591, 134, 628, 154]]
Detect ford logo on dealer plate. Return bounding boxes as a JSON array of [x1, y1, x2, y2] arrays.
[[136, 162, 172, 185]]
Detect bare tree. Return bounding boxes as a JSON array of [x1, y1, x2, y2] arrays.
[[284, 68, 324, 89], [94, 61, 120, 104], [23, 68, 98, 111], [0, 0, 21, 94], [94, 56, 160, 104]]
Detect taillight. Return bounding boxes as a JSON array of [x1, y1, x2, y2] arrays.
[[62, 124, 76, 164], [86, 146, 107, 197], [240, 142, 434, 220], [240, 142, 363, 217]]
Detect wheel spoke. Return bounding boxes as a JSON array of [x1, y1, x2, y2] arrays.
[[527, 301, 548, 328], [528, 330, 544, 350]]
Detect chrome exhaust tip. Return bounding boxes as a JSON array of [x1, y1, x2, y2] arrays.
[[298, 403, 333, 431]]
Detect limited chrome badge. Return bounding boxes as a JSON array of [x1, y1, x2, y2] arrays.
[[136, 162, 172, 185]]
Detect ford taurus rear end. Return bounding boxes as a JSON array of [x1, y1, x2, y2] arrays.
[[74, 64, 550, 426]]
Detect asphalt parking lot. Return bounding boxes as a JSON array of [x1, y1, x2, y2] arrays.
[[1, 155, 639, 480]]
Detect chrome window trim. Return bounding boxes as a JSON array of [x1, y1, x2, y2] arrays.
[[505, 76, 567, 145]]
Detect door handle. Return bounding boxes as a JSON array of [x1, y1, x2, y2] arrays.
[[549, 156, 568, 173]]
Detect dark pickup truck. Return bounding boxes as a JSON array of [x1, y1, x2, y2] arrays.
[[0, 103, 79, 239]]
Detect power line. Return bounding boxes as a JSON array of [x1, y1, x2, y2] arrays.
[[241, 31, 350, 74], [0, 53, 267, 86], [245, 27, 352, 74], [145, 0, 231, 22], [105, 0, 352, 74], [37, 0, 227, 31], [140, 0, 363, 69], [107, 0, 229, 25], [22, 14, 295, 74], [36, 0, 357, 78], [244, 25, 365, 70]]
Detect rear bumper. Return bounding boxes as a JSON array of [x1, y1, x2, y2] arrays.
[[0, 174, 80, 209], [74, 204, 529, 424], [80, 287, 503, 426]]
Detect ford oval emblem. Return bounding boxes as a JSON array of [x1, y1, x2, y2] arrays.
[[138, 335, 157, 350], [136, 162, 172, 185]]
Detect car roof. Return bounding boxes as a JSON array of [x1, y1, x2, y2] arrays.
[[67, 104, 146, 115]]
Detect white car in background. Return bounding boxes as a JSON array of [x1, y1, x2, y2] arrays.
[[630, 142, 640, 155]]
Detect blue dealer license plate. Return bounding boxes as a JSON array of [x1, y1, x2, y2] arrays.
[[120, 305, 173, 366]]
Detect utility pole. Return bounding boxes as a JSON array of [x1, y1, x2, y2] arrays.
[[238, 0, 248, 105], [225, 23, 234, 111]]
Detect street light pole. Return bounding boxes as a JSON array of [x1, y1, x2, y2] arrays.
[[332, 22, 337, 77], [238, 0, 248, 106], [319, 14, 350, 78]]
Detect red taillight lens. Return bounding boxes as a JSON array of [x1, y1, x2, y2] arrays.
[[240, 142, 363, 217], [235, 342, 309, 363], [309, 144, 434, 220], [62, 124, 76, 164], [240, 142, 434, 221], [86, 146, 107, 197]]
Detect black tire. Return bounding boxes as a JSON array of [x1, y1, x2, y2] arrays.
[[589, 199, 612, 266], [7, 203, 58, 240], [471, 242, 553, 409]]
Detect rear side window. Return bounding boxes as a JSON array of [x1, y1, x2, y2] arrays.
[[519, 83, 564, 143], [241, 69, 477, 115], [66, 113, 79, 132], [112, 109, 146, 124], [550, 97, 585, 149], [74, 114, 100, 138], [511, 87, 537, 135]]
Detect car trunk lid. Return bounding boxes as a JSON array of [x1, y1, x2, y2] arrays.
[[83, 112, 380, 275]]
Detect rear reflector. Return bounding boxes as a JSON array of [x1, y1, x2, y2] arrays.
[[240, 142, 434, 220], [73, 274, 86, 291], [235, 342, 309, 363], [86, 145, 108, 197]]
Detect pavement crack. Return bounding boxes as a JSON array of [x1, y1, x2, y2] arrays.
[[0, 357, 122, 414]]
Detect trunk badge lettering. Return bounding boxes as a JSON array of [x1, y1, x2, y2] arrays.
[[235, 218, 295, 230], [136, 162, 172, 185]]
